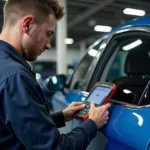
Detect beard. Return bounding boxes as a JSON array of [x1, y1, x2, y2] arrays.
[[22, 39, 39, 62], [22, 49, 38, 62]]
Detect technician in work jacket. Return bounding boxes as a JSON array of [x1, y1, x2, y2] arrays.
[[0, 40, 97, 150]]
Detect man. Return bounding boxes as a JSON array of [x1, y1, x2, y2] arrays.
[[0, 0, 110, 149]]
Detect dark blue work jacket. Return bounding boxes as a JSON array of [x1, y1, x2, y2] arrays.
[[0, 40, 97, 150]]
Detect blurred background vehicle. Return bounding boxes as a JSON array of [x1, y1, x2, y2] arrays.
[[30, 61, 75, 83]]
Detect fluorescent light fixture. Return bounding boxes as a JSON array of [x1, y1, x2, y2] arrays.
[[94, 25, 112, 32], [64, 38, 74, 45], [123, 39, 142, 51], [123, 8, 146, 16], [88, 49, 98, 57]]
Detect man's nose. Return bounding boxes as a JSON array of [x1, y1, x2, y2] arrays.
[[45, 43, 51, 50]]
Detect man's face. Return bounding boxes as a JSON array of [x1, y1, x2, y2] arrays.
[[22, 14, 56, 61]]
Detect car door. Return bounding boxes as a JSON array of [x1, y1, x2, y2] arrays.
[[86, 27, 150, 150]]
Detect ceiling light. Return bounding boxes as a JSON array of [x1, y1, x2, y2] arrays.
[[123, 39, 142, 51], [123, 8, 146, 16], [94, 25, 112, 32], [88, 49, 98, 57], [64, 38, 74, 45]]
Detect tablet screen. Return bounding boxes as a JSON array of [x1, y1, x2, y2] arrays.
[[87, 86, 111, 105]]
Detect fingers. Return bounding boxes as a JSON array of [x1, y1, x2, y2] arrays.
[[71, 104, 86, 112], [104, 103, 111, 109], [71, 102, 84, 106], [104, 120, 108, 124], [90, 102, 95, 109], [105, 116, 109, 120], [104, 111, 109, 117], [70, 102, 111, 115], [104, 116, 109, 124]]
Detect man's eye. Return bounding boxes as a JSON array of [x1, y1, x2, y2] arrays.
[[47, 33, 51, 38]]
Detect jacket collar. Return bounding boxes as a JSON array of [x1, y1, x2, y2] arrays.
[[0, 40, 31, 70]]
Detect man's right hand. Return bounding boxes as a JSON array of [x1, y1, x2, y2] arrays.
[[88, 102, 111, 129]]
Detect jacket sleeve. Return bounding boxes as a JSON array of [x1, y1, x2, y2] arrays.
[[50, 112, 65, 128], [0, 72, 97, 150], [43, 100, 65, 128]]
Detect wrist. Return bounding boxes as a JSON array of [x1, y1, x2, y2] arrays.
[[62, 110, 68, 122], [62, 110, 66, 120], [89, 117, 98, 128]]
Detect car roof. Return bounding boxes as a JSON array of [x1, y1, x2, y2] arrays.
[[99, 16, 150, 39]]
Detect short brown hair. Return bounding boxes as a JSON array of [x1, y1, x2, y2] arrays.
[[3, 0, 64, 27]]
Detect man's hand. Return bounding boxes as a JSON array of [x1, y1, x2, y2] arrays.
[[62, 102, 85, 122], [89, 102, 111, 129]]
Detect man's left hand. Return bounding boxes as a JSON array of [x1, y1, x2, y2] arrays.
[[62, 102, 85, 122]]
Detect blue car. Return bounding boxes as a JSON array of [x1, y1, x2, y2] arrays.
[[44, 16, 150, 150]]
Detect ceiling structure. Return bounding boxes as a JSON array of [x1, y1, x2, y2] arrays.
[[0, 0, 150, 49], [66, 0, 150, 48]]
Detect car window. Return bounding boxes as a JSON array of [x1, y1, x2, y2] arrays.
[[98, 35, 150, 104], [70, 40, 105, 90], [105, 38, 150, 82]]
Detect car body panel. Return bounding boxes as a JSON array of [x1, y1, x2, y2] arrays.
[[104, 105, 150, 150], [65, 90, 88, 104]]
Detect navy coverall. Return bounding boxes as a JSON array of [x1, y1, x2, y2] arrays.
[[0, 40, 97, 150]]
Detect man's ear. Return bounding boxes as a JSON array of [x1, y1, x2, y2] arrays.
[[22, 15, 34, 33]]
